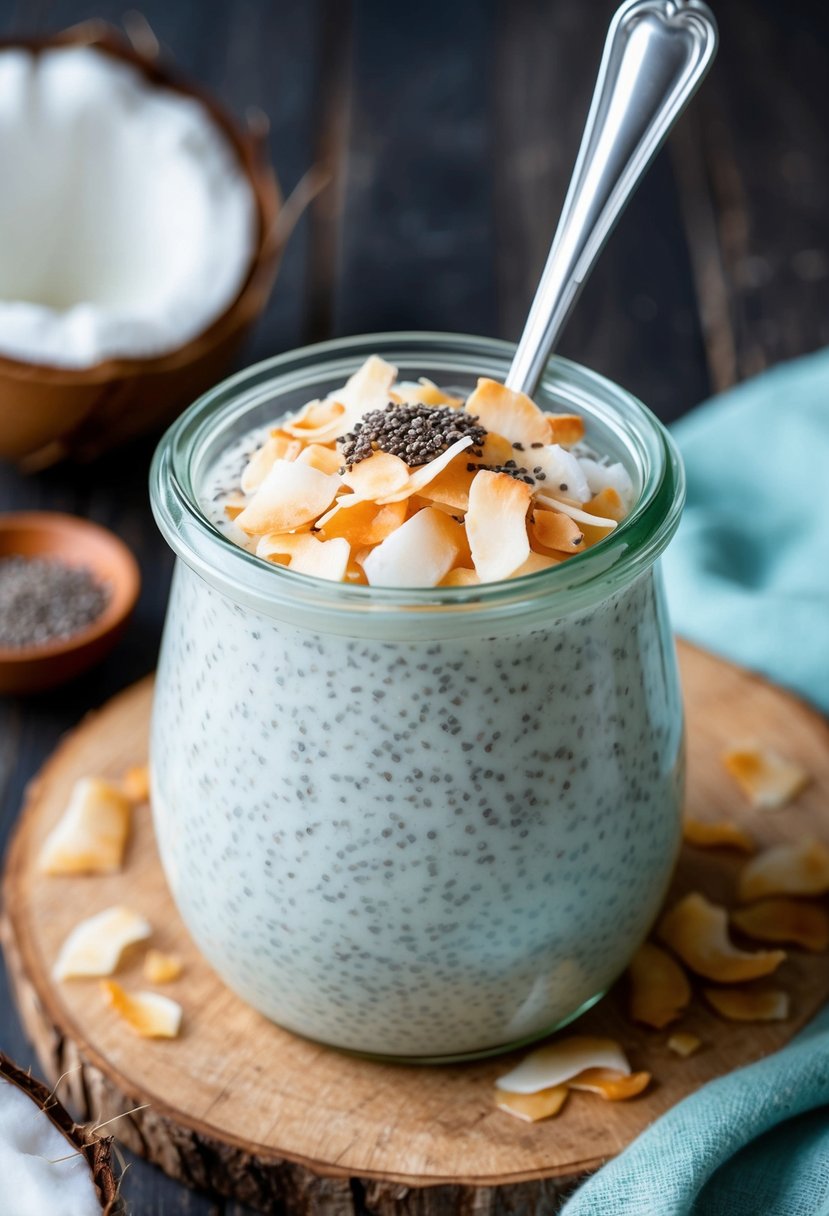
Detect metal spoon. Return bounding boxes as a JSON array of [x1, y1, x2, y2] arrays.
[[505, 0, 718, 397]]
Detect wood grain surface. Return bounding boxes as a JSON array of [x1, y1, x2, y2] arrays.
[[0, 1, 826, 1211], [4, 643, 829, 1214]]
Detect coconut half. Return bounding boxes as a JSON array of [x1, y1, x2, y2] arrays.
[[0, 23, 282, 465], [0, 1052, 120, 1214]]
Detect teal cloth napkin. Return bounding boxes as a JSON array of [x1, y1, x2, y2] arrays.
[[562, 348, 829, 1216]]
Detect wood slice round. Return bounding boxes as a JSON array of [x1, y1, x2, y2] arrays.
[[3, 641, 829, 1214]]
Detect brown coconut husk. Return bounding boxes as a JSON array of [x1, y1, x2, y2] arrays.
[[0, 1051, 122, 1213], [0, 21, 284, 468]]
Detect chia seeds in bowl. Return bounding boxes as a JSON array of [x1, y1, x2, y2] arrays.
[[0, 556, 109, 649], [149, 332, 685, 1061]]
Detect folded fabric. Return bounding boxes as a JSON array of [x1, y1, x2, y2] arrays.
[[562, 349, 829, 1215], [663, 346, 829, 715]]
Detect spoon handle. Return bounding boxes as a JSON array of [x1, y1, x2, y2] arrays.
[[505, 0, 718, 397]]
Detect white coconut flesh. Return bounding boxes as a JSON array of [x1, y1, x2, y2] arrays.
[[0, 45, 257, 369], [0, 1076, 102, 1215]]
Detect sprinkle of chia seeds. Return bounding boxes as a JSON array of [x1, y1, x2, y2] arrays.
[[530, 442, 544, 449], [338, 403, 487, 467], [469, 462, 536, 485], [0, 556, 110, 649], [512, 442, 525, 451], [559, 483, 568, 491]]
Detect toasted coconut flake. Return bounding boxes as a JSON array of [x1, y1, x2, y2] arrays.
[[439, 567, 480, 587], [236, 460, 339, 535], [466, 470, 531, 583], [731, 897, 829, 952], [143, 949, 183, 984], [337, 354, 398, 416], [223, 493, 247, 521], [342, 450, 410, 499], [122, 763, 150, 804], [392, 378, 463, 407], [474, 431, 515, 467], [704, 986, 790, 1022], [377, 435, 475, 503], [296, 443, 343, 475], [102, 980, 182, 1039], [510, 551, 561, 578], [281, 397, 348, 443], [363, 507, 461, 588], [536, 492, 618, 530], [318, 498, 407, 546], [532, 508, 585, 554], [667, 1032, 702, 1058], [495, 1084, 569, 1122], [53, 906, 152, 980], [464, 379, 550, 446], [38, 777, 131, 875], [547, 414, 585, 445], [683, 818, 755, 853], [495, 1035, 630, 1094], [569, 1068, 651, 1101], [241, 434, 301, 494], [738, 839, 829, 902], [628, 942, 692, 1029], [256, 532, 349, 582], [417, 458, 476, 511], [658, 892, 786, 982], [723, 744, 810, 809]]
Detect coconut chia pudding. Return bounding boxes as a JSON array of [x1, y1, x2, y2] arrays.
[[150, 335, 685, 1059]]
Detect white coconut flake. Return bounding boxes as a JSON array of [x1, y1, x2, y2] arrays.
[[362, 508, 460, 587], [578, 457, 635, 508], [0, 1076, 102, 1216], [496, 1036, 631, 1094], [53, 905, 152, 981], [530, 444, 591, 503], [0, 46, 256, 368]]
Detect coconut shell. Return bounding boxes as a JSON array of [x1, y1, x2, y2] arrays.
[[0, 1051, 122, 1214], [0, 22, 284, 468]]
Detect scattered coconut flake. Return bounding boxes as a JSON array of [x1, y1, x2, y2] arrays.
[[391, 378, 463, 407], [528, 444, 591, 503], [722, 743, 810, 809], [416, 458, 476, 511], [439, 567, 480, 587], [336, 354, 398, 418], [578, 458, 635, 507], [121, 763, 150, 804], [532, 508, 585, 554], [318, 498, 407, 547], [256, 532, 350, 582], [223, 493, 247, 521], [466, 470, 531, 583], [547, 414, 586, 446], [376, 435, 475, 503], [281, 397, 349, 444], [241, 434, 301, 494], [731, 897, 829, 952], [341, 450, 410, 499], [101, 980, 182, 1039], [53, 906, 151, 981], [143, 949, 183, 984], [464, 378, 550, 447], [628, 941, 691, 1029], [495, 1035, 630, 1094], [236, 460, 339, 535], [738, 838, 829, 902], [704, 987, 790, 1022], [568, 1068, 651, 1101], [510, 551, 561, 578], [682, 818, 755, 853], [296, 443, 343, 475], [657, 892, 786, 982], [495, 1084, 569, 1122], [38, 777, 131, 875], [362, 507, 462, 588], [667, 1032, 702, 1058], [535, 493, 618, 530]]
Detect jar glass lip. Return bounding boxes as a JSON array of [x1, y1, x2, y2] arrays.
[[150, 332, 685, 634]]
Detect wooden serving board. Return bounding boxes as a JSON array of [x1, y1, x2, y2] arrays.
[[3, 641, 829, 1215]]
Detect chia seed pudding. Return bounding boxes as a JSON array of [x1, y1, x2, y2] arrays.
[[150, 334, 685, 1059]]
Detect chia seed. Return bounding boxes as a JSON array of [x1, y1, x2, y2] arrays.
[[338, 403, 487, 467], [0, 556, 109, 649]]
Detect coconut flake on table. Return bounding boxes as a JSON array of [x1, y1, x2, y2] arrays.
[[0, 46, 256, 368], [0, 1075, 102, 1215]]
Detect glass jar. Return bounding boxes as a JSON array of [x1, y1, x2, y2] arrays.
[[150, 332, 685, 1061]]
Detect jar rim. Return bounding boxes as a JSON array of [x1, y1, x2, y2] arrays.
[[150, 332, 685, 637]]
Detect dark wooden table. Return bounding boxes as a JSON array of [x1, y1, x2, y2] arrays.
[[0, 1, 826, 1211]]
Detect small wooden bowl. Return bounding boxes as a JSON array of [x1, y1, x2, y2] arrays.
[[0, 512, 140, 695]]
